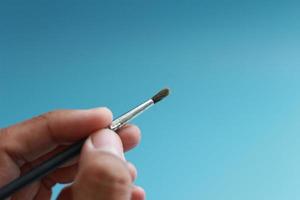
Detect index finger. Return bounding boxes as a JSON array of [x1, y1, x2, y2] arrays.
[[0, 107, 112, 164]]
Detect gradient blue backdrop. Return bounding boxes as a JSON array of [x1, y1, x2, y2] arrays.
[[1, 1, 300, 199]]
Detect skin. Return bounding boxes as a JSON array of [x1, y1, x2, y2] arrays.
[[0, 107, 146, 200]]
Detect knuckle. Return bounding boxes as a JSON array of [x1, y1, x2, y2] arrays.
[[35, 111, 58, 142], [40, 110, 59, 120], [28, 112, 53, 130]]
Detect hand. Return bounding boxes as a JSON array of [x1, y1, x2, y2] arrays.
[[0, 108, 145, 200]]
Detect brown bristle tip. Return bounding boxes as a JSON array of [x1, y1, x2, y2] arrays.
[[151, 88, 170, 103]]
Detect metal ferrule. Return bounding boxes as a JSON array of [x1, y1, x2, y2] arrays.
[[109, 99, 154, 131]]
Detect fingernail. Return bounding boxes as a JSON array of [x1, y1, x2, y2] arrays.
[[91, 129, 123, 158]]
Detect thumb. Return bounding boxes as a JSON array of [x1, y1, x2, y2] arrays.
[[58, 129, 132, 200]]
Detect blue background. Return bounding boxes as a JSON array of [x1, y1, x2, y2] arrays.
[[1, 1, 300, 199]]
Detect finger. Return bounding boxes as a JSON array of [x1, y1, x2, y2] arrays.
[[11, 181, 40, 200], [69, 129, 132, 200], [32, 184, 52, 200], [47, 164, 78, 184], [21, 145, 77, 172], [131, 186, 146, 200], [31, 164, 78, 200], [12, 164, 78, 200], [55, 162, 137, 198], [57, 186, 72, 200], [0, 107, 112, 165], [117, 124, 141, 152], [0, 151, 20, 186], [58, 185, 146, 200]]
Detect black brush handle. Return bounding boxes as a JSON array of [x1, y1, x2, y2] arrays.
[[0, 139, 85, 199]]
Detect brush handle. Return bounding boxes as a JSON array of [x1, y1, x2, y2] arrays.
[[0, 139, 85, 199]]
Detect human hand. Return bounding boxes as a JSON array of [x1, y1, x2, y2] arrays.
[[0, 108, 145, 200]]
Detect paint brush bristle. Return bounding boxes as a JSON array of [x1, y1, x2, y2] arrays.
[[151, 88, 170, 103]]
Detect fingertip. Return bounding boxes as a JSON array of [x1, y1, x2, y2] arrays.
[[131, 186, 146, 200], [87, 107, 113, 127], [98, 107, 113, 120], [118, 124, 141, 151]]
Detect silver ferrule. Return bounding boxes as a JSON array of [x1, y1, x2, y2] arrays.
[[109, 99, 154, 131]]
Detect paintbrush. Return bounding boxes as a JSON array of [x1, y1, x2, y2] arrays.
[[0, 88, 170, 199]]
